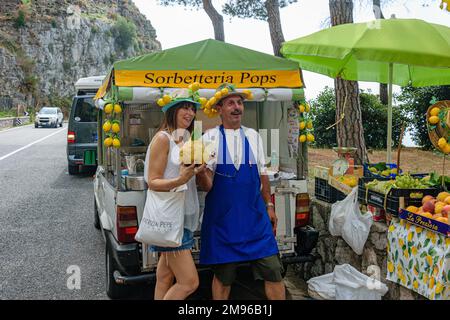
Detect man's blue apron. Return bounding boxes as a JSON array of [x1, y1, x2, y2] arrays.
[[200, 125, 279, 265]]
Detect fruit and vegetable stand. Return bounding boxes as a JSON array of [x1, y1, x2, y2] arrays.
[[386, 218, 449, 300]]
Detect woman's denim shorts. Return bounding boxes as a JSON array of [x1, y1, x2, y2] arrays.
[[149, 228, 194, 253]]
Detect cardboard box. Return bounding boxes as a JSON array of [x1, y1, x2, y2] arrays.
[[328, 166, 363, 195]]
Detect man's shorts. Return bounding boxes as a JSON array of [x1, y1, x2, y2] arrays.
[[211, 254, 285, 286]]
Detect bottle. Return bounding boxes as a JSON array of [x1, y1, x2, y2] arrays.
[[270, 150, 279, 172]]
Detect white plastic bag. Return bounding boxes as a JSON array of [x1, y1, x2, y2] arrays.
[[341, 188, 373, 255], [329, 187, 358, 236], [135, 189, 185, 247], [307, 273, 336, 300], [333, 264, 388, 300]]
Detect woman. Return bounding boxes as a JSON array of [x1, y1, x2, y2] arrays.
[[144, 95, 205, 300]]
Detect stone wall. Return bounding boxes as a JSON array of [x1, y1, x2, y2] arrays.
[[0, 116, 30, 129], [294, 198, 426, 300]]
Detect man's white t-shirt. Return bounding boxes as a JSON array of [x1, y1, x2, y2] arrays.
[[202, 125, 268, 175]]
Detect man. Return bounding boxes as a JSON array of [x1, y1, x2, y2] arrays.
[[196, 83, 285, 300]]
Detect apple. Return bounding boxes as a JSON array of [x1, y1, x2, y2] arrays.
[[441, 205, 450, 217]]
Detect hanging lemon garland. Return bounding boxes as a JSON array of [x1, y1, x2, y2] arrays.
[[297, 101, 315, 144], [102, 99, 122, 149]]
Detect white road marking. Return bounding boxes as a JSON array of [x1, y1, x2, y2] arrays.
[[0, 128, 66, 161]]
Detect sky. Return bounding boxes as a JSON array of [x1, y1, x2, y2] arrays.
[[131, 0, 450, 146]]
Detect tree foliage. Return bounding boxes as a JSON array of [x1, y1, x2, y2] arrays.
[[310, 87, 407, 149], [111, 16, 137, 50], [222, 0, 297, 20], [397, 85, 450, 149]]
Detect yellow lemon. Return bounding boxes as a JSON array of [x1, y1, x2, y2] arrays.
[[299, 104, 305, 113], [214, 91, 222, 99], [438, 137, 447, 149], [413, 266, 419, 276], [305, 104, 311, 112], [203, 108, 211, 115], [403, 249, 409, 259], [306, 120, 313, 129], [428, 115, 439, 124], [299, 135, 307, 143], [157, 98, 165, 107], [113, 104, 122, 114], [243, 89, 251, 95], [162, 95, 172, 104], [209, 97, 217, 105], [413, 280, 419, 290], [416, 227, 423, 234], [389, 225, 395, 232], [112, 123, 120, 133], [399, 239, 405, 248], [430, 107, 440, 117], [191, 82, 200, 91], [299, 121, 306, 130], [442, 143, 450, 154], [387, 261, 394, 273], [423, 274, 429, 283], [103, 121, 112, 132], [104, 103, 113, 114], [307, 133, 315, 142], [221, 88, 229, 95], [248, 93, 254, 100], [198, 97, 207, 105], [411, 246, 418, 256], [104, 137, 113, 147], [112, 138, 121, 149]]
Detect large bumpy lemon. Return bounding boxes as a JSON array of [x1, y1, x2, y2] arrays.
[[104, 103, 113, 114], [307, 133, 315, 142], [163, 95, 172, 104], [299, 121, 306, 130], [299, 135, 306, 143], [298, 104, 305, 113], [180, 140, 212, 165], [438, 137, 447, 149], [306, 120, 313, 129]]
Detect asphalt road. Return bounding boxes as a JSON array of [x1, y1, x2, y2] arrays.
[[0, 124, 308, 300]]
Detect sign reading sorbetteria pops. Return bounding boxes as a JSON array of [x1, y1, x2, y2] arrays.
[[114, 70, 303, 88]]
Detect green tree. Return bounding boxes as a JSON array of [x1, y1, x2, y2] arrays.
[[310, 87, 407, 150], [397, 85, 450, 149], [111, 16, 137, 50]]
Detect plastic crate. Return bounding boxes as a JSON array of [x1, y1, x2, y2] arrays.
[[358, 177, 440, 216], [315, 177, 347, 203], [315, 177, 334, 203], [363, 163, 402, 179]]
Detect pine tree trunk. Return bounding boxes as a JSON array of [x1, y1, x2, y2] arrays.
[[329, 0, 368, 165], [265, 0, 285, 57], [203, 0, 225, 41], [372, 0, 388, 105]]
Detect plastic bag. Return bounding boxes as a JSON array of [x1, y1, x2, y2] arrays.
[[307, 273, 336, 300], [329, 187, 358, 236], [341, 188, 373, 255], [333, 264, 388, 300], [135, 189, 185, 247]]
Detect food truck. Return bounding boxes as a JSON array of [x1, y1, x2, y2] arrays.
[[93, 39, 318, 299]]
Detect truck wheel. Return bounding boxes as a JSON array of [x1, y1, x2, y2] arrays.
[[94, 199, 100, 230], [106, 246, 132, 299], [68, 165, 79, 175]]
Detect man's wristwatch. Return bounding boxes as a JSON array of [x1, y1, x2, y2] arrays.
[[266, 201, 275, 209]]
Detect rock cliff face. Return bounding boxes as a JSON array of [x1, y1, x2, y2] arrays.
[[0, 0, 161, 109]]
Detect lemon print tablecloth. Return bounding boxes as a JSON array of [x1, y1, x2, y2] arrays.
[[387, 218, 450, 300]]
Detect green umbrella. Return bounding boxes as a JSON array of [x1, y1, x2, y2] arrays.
[[281, 18, 450, 163]]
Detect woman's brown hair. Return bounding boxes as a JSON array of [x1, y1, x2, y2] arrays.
[[156, 102, 196, 137]]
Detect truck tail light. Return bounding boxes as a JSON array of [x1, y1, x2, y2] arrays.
[[117, 206, 138, 244], [295, 193, 310, 227], [67, 131, 76, 144]]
